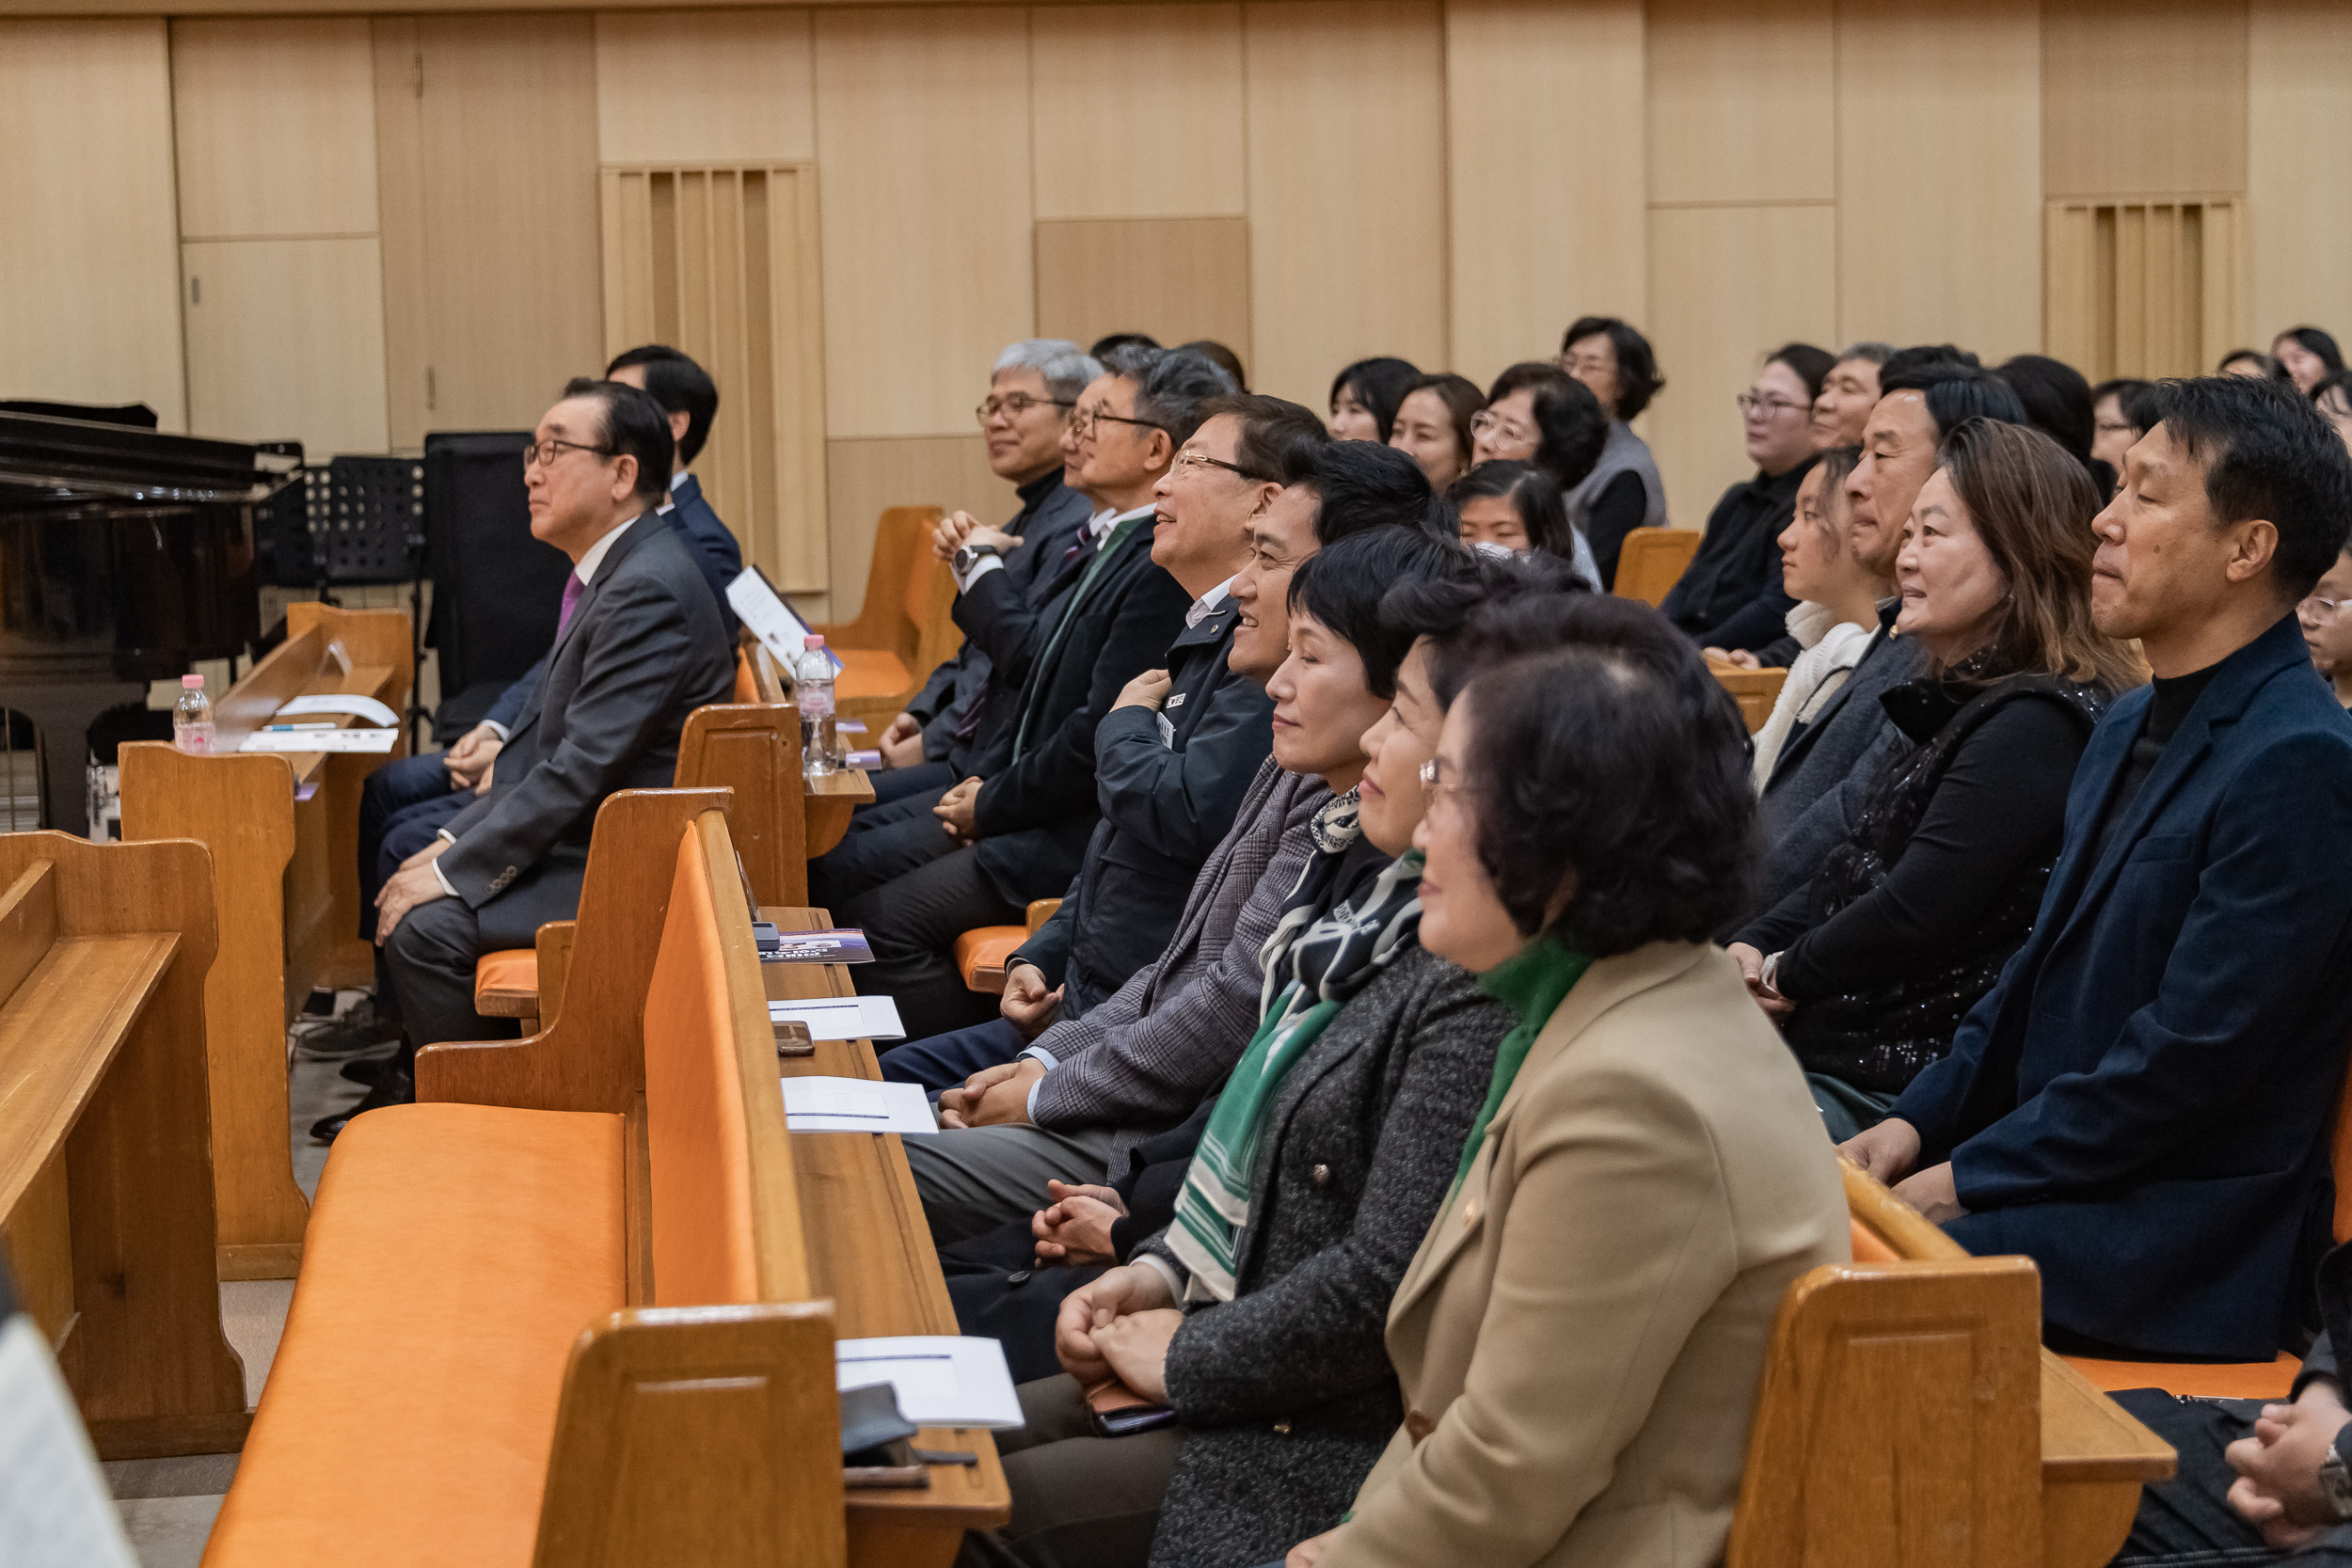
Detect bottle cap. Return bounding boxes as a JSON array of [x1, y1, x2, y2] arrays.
[[803, 634, 823, 649], [182, 673, 204, 688]]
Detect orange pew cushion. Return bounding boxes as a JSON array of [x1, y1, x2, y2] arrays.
[[2062, 1352, 2302, 1401], [204, 1102, 627, 1568], [473, 948, 539, 1015], [835, 646, 913, 701], [957, 926, 1025, 992]]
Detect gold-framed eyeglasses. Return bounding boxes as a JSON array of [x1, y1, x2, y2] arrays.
[[1736, 393, 1810, 419], [1171, 450, 1268, 482], [975, 393, 1074, 425], [522, 437, 614, 469]]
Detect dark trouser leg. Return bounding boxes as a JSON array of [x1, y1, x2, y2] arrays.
[[879, 1018, 1027, 1091], [956, 1375, 1184, 1568], [807, 787, 959, 910], [841, 846, 1021, 1042], [382, 895, 492, 1053], [2107, 1389, 2278, 1564], [358, 754, 458, 937], [866, 760, 958, 809]]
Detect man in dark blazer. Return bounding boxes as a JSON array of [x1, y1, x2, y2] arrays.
[[828, 352, 1234, 1038], [877, 341, 1101, 799], [354, 345, 742, 955], [1847, 375, 2352, 1361], [343, 380, 733, 1132], [1007, 394, 1325, 1022]]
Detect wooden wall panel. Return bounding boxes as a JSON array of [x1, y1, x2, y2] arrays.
[[1836, 0, 2042, 361], [183, 238, 390, 455], [813, 8, 1033, 437], [1031, 4, 1246, 220], [0, 20, 184, 428], [2043, 0, 2247, 200], [1646, 204, 1838, 531], [1646, 0, 1835, 206], [375, 14, 604, 447], [1445, 0, 1645, 390], [594, 10, 814, 166], [1035, 217, 1252, 372], [172, 19, 379, 239], [823, 436, 1013, 618], [2249, 0, 2352, 343], [1248, 0, 1447, 409]]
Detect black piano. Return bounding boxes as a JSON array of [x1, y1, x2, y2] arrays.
[[0, 409, 294, 833]]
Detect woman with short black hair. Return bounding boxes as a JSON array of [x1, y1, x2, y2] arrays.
[[1556, 317, 1670, 587], [2273, 325, 2345, 395], [1387, 372, 1483, 490], [1443, 461, 1597, 588], [1328, 357, 1422, 443], [1275, 595, 1849, 1568]]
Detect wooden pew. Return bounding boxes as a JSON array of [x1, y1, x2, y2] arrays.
[[1727, 1159, 2174, 1568], [768, 902, 1013, 1566], [815, 505, 961, 726], [1613, 527, 1701, 607], [118, 602, 412, 1281], [745, 635, 877, 858], [203, 801, 849, 1566], [0, 832, 248, 1460], [1709, 665, 1788, 734]]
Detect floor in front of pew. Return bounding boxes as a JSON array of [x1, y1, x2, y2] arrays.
[[104, 990, 390, 1567]]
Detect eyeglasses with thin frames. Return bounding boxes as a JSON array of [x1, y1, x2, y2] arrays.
[[1469, 410, 1534, 446], [1736, 393, 1810, 419], [2303, 594, 2351, 619], [1170, 450, 1268, 482], [1418, 756, 1465, 807], [1068, 405, 1168, 439], [975, 393, 1074, 426], [521, 437, 614, 470]]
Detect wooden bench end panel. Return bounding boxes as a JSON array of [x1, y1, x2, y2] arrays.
[[535, 1303, 847, 1568]]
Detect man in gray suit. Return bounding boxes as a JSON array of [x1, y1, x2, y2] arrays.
[[338, 379, 734, 1134]]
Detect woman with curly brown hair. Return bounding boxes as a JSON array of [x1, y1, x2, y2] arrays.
[[1728, 417, 2146, 1140]]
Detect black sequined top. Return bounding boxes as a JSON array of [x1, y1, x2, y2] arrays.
[[1738, 653, 2114, 1094]]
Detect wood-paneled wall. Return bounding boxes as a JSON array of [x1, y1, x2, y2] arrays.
[[7, 0, 2351, 614]]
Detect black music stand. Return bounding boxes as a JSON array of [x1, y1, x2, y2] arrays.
[[422, 432, 569, 742], [309, 456, 429, 741]]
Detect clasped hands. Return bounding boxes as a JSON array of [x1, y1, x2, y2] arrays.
[[442, 721, 502, 794], [2225, 1381, 2352, 1549], [1055, 1263, 1182, 1403], [932, 510, 1021, 564], [937, 1057, 1043, 1129], [374, 836, 453, 943], [1838, 1117, 1968, 1226], [934, 776, 984, 843]]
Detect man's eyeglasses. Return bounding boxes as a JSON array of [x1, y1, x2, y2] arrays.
[[1736, 393, 1810, 419], [1069, 405, 1168, 439], [522, 437, 613, 470], [1171, 450, 1270, 482], [975, 393, 1074, 425], [1469, 410, 1534, 446]]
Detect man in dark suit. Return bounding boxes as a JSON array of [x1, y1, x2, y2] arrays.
[[875, 340, 1101, 801], [339, 379, 734, 1132], [834, 350, 1234, 1037], [1846, 374, 2352, 1361], [1003, 393, 1325, 1026], [354, 345, 742, 959]]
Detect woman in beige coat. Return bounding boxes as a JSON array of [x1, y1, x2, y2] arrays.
[[1279, 597, 1850, 1568]]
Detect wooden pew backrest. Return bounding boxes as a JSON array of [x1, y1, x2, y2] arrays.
[[816, 507, 943, 666], [644, 811, 811, 1307], [677, 702, 807, 908], [415, 788, 729, 1115], [1613, 528, 1701, 607], [1711, 666, 1788, 735]]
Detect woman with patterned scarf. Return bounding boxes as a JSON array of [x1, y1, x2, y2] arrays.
[[953, 535, 1545, 1568]]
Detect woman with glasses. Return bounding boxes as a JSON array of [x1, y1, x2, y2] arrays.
[[2301, 544, 2352, 709], [952, 532, 1524, 1568], [1269, 594, 1848, 1568], [1556, 316, 1671, 589], [1660, 342, 1836, 655], [1466, 364, 1609, 575]]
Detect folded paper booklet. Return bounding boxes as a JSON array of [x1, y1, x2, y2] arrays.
[[760, 927, 874, 964], [836, 1337, 1023, 1430], [768, 994, 905, 1041], [273, 693, 399, 726], [781, 1076, 936, 1134], [240, 728, 399, 754]]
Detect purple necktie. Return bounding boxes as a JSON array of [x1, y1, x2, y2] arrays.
[[557, 574, 585, 636]]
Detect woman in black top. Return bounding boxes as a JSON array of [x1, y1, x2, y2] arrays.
[[1729, 419, 2146, 1141]]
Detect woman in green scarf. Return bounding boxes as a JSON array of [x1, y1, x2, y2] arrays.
[[1273, 596, 1851, 1568]]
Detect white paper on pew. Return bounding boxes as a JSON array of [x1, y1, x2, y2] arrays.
[[239, 728, 399, 754], [768, 994, 906, 1042], [0, 1316, 140, 1568], [836, 1336, 1023, 1429], [274, 693, 399, 726], [781, 1076, 936, 1134], [727, 566, 844, 674]]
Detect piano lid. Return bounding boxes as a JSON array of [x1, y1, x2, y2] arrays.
[[0, 410, 298, 510]]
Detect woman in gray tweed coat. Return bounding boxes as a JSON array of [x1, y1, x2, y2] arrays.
[[955, 541, 1581, 1568]]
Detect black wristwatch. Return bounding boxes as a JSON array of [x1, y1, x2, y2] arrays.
[[952, 543, 1003, 577]]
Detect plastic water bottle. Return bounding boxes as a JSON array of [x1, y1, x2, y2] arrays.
[[796, 635, 837, 777], [172, 673, 216, 755]]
